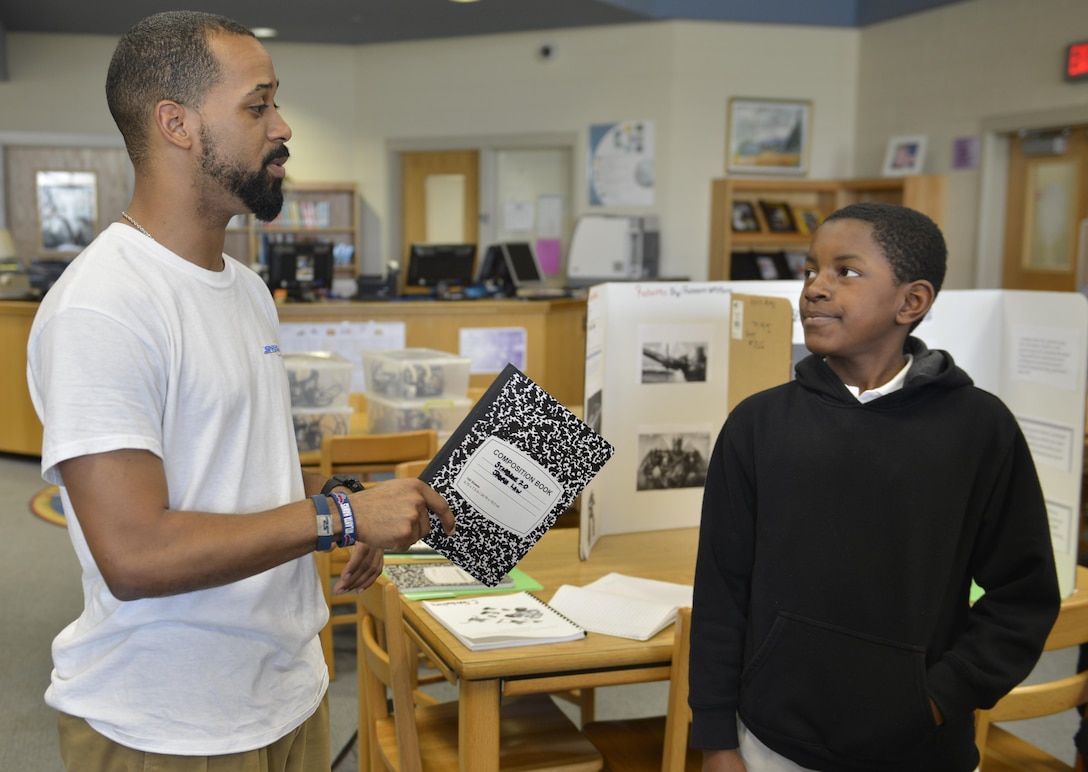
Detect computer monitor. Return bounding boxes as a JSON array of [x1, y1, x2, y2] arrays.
[[500, 242, 546, 288], [266, 241, 335, 300], [476, 242, 546, 297], [404, 243, 477, 295]]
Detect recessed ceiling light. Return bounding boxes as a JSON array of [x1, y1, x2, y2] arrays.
[[449, 0, 480, 4], [251, 27, 278, 39]]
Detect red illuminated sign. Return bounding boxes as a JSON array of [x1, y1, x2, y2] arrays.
[[1066, 41, 1088, 81]]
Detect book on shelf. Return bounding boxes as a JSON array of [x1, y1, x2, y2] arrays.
[[383, 561, 543, 601], [548, 572, 693, 641], [419, 363, 614, 587], [422, 591, 585, 651]]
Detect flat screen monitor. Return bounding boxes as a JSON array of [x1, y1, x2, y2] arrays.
[[476, 242, 546, 297], [405, 243, 477, 293], [266, 241, 334, 299], [500, 242, 545, 288]]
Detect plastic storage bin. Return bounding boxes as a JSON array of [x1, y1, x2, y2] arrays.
[[365, 393, 473, 438], [284, 351, 352, 409], [292, 406, 353, 453], [363, 348, 470, 400]]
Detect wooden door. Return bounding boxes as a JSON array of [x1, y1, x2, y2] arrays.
[[400, 150, 479, 294], [1001, 127, 1088, 291]]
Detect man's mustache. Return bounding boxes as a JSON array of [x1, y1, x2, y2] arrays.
[[265, 145, 290, 165]]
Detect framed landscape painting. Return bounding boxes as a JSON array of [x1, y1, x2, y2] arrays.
[[727, 98, 811, 175]]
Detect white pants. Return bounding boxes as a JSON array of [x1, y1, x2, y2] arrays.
[[737, 720, 818, 772], [736, 721, 980, 772]]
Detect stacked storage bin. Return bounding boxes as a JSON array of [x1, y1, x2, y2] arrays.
[[283, 352, 354, 453], [362, 348, 472, 444]]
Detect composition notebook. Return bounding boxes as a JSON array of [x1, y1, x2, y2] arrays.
[[422, 591, 585, 651], [419, 363, 615, 586], [383, 561, 543, 601]]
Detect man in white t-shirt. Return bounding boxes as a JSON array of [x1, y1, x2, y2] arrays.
[[26, 11, 454, 771]]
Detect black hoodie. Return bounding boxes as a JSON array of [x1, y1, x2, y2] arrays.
[[689, 338, 1060, 772]]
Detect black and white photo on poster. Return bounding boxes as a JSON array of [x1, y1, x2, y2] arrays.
[[635, 427, 712, 491], [638, 322, 714, 384]]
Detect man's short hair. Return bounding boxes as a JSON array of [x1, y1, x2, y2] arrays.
[[823, 202, 947, 296], [106, 11, 255, 169]]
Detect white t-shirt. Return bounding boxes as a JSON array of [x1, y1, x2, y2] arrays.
[[27, 224, 327, 755]]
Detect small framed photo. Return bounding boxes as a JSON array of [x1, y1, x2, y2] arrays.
[[758, 200, 797, 233], [726, 98, 812, 176], [882, 135, 927, 176], [792, 205, 823, 235], [731, 201, 761, 232]]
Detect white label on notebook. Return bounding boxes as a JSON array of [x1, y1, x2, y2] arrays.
[[453, 436, 564, 535], [421, 565, 478, 585]]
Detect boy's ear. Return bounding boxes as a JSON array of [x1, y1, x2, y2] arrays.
[[897, 280, 935, 327]]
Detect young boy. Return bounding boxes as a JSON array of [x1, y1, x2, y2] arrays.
[[689, 202, 1060, 772]]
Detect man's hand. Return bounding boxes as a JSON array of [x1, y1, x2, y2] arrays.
[[703, 749, 747, 772], [347, 477, 455, 552], [334, 543, 384, 594]]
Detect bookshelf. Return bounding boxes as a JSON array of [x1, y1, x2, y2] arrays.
[[707, 175, 946, 280], [225, 182, 360, 278]]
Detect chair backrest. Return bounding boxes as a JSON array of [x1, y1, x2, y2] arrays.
[[358, 576, 425, 772], [662, 606, 694, 772], [975, 577, 1088, 755], [394, 458, 431, 479], [318, 429, 438, 478]]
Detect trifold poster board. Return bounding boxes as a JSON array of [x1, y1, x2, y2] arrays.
[[582, 280, 1087, 598], [579, 282, 794, 560]]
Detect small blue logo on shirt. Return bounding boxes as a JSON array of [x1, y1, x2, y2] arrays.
[[264, 344, 280, 355]]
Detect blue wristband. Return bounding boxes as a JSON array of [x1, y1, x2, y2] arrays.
[[330, 490, 357, 548], [310, 494, 335, 552]]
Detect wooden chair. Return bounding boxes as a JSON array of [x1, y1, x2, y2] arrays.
[[316, 429, 439, 679], [357, 576, 603, 771], [579, 607, 699, 771], [393, 458, 430, 479], [975, 572, 1088, 772]]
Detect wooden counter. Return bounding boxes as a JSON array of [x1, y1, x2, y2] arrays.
[[0, 301, 43, 456], [0, 297, 587, 457]]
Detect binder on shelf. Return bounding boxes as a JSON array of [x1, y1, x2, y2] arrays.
[[422, 591, 585, 650], [419, 363, 614, 587]]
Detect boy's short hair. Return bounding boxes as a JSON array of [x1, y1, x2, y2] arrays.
[[106, 11, 255, 170], [823, 202, 947, 296]]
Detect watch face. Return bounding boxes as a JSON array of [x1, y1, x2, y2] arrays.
[[332, 475, 365, 492]]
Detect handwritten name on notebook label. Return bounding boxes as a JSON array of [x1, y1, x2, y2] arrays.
[[454, 436, 564, 535]]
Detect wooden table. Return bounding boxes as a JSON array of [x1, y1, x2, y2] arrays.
[[396, 526, 699, 771]]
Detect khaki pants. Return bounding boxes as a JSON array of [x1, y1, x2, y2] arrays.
[[57, 696, 330, 772]]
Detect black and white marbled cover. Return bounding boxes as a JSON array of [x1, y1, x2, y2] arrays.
[[421, 364, 614, 586]]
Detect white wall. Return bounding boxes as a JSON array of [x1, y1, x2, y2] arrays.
[[348, 21, 858, 277], [5, 4, 1087, 285], [0, 22, 858, 280], [855, 0, 1088, 289]]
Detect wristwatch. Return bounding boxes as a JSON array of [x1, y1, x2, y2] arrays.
[[321, 474, 365, 496]]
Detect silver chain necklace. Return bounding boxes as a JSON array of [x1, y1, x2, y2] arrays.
[[120, 211, 155, 241]]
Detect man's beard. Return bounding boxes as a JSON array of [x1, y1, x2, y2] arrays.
[[198, 126, 288, 222]]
